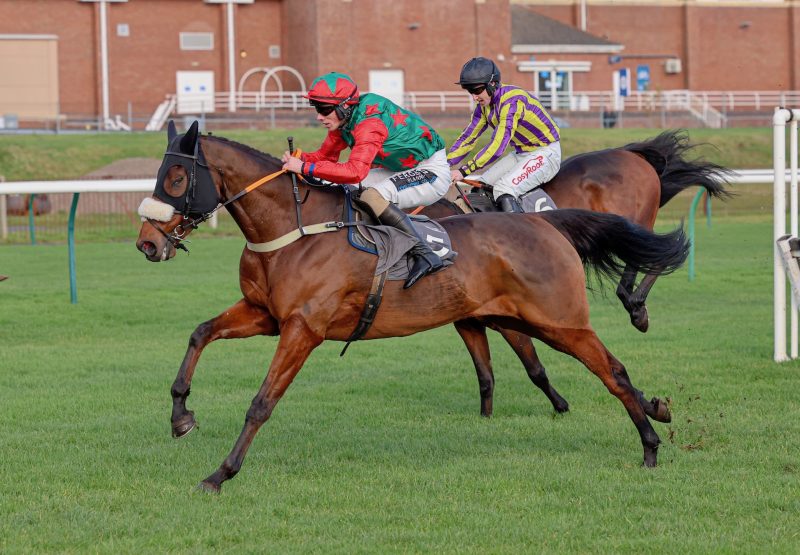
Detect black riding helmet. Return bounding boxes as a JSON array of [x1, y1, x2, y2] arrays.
[[456, 57, 501, 96]]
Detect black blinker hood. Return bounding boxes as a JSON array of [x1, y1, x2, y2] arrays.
[[155, 120, 219, 217]]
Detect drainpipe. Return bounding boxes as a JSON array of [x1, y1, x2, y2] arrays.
[[580, 0, 587, 31], [100, 0, 110, 126], [226, 1, 236, 112], [81, 0, 123, 128]]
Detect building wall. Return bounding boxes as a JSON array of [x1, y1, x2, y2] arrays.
[[515, 1, 797, 92], [0, 0, 797, 123], [284, 0, 512, 92]]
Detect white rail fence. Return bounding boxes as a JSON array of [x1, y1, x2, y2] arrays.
[[144, 89, 800, 128]]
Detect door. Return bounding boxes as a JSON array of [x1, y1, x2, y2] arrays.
[[0, 37, 59, 120], [176, 71, 215, 114], [368, 70, 404, 107]]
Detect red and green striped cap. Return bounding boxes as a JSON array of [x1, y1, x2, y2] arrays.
[[304, 72, 359, 105]]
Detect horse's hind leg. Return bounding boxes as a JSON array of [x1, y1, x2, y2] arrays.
[[495, 328, 569, 414], [540, 327, 662, 467], [454, 320, 495, 417], [629, 272, 661, 331], [171, 298, 278, 438], [615, 266, 652, 333], [199, 315, 321, 493]]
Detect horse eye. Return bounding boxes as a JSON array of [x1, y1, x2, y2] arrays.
[[165, 174, 187, 198]]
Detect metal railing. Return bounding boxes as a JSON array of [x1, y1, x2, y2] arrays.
[[162, 89, 800, 115]]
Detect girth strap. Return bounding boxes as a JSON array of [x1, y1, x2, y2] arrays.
[[246, 221, 340, 253], [340, 270, 389, 357]]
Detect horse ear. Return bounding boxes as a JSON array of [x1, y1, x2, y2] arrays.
[[167, 120, 177, 143], [179, 120, 200, 155]]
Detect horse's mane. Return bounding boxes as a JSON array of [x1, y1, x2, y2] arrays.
[[204, 135, 283, 168]]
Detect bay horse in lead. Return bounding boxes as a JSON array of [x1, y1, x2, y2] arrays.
[[136, 121, 689, 493]]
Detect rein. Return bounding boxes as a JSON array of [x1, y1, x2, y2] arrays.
[[150, 149, 305, 253], [145, 166, 288, 254]]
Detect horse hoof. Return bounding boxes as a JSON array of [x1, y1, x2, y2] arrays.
[[172, 413, 197, 438], [195, 481, 220, 495], [650, 397, 672, 423], [630, 307, 649, 333]]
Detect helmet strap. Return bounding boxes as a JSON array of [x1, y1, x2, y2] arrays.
[[334, 95, 355, 122], [485, 72, 498, 96]]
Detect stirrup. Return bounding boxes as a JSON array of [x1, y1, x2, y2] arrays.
[[497, 194, 524, 213]]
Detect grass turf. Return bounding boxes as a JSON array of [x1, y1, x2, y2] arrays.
[[1, 202, 798, 552]]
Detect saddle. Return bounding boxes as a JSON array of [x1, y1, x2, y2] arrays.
[[455, 180, 558, 213]]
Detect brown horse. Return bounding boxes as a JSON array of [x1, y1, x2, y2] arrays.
[[426, 130, 730, 333], [422, 131, 730, 416], [136, 121, 689, 493]]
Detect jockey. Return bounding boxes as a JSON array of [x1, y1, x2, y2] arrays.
[[282, 72, 450, 289], [448, 57, 562, 213]]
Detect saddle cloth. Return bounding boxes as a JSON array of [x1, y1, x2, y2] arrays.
[[343, 189, 456, 280], [365, 219, 456, 280]]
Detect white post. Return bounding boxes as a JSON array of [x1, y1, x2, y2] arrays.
[[775, 108, 788, 361], [792, 119, 799, 358], [773, 107, 800, 361], [0, 176, 6, 240]]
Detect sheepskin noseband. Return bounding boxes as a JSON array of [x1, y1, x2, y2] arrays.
[[138, 197, 175, 222]]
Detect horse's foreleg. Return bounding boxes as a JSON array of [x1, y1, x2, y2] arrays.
[[454, 320, 495, 417], [171, 299, 278, 439], [541, 328, 661, 467], [495, 328, 569, 414], [198, 315, 321, 494], [635, 387, 671, 423]]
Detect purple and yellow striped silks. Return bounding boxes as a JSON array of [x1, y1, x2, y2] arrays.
[[447, 85, 560, 176]]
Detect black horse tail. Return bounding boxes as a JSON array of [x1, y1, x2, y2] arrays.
[[539, 209, 690, 282], [622, 129, 733, 207]]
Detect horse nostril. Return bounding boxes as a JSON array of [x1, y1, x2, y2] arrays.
[[139, 241, 157, 257]]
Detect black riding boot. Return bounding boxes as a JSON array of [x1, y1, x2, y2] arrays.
[[378, 204, 443, 289], [496, 194, 524, 213]]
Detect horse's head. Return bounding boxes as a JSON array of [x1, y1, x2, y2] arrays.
[[136, 120, 220, 261]]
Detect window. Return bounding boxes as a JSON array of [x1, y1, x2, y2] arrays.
[[180, 32, 214, 51]]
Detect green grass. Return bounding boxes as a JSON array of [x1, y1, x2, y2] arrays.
[[1, 196, 799, 552], [0, 127, 775, 182]]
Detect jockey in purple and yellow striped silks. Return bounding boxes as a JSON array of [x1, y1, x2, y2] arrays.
[[448, 58, 563, 213]]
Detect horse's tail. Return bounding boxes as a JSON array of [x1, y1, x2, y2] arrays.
[[539, 209, 690, 281], [622, 129, 733, 207]]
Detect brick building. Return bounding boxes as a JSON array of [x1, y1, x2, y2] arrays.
[[0, 0, 797, 128]]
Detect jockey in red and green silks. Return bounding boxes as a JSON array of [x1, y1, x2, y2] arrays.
[[281, 72, 449, 289], [448, 57, 562, 213]]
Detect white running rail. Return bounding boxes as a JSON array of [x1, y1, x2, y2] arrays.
[[773, 107, 800, 362]]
